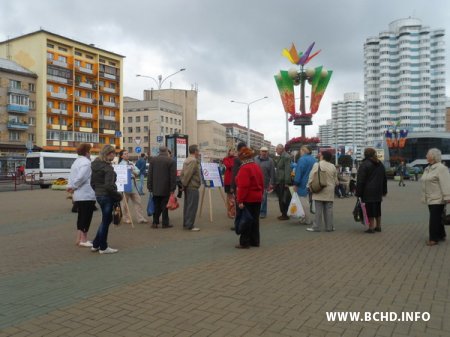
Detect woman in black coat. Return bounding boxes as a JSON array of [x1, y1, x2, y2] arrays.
[[355, 148, 388, 233]]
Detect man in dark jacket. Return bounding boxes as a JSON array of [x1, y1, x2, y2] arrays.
[[147, 146, 177, 228], [274, 144, 292, 220]]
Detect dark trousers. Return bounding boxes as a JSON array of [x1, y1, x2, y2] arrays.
[[183, 188, 199, 229], [93, 196, 114, 250], [75, 200, 96, 233], [240, 202, 261, 247], [275, 184, 291, 216], [428, 204, 446, 241], [153, 195, 170, 226]]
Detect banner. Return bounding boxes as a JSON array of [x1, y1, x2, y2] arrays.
[[176, 138, 187, 176], [200, 162, 223, 188]]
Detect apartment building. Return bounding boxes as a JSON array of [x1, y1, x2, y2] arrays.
[[0, 30, 124, 152], [123, 97, 183, 158], [144, 89, 198, 145], [197, 120, 227, 161], [364, 18, 446, 147], [318, 119, 334, 146], [222, 123, 265, 150]]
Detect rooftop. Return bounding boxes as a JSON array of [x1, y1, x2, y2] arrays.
[[0, 58, 37, 77]]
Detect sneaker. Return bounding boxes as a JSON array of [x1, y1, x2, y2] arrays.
[[99, 247, 118, 254], [91, 247, 99, 252], [78, 241, 93, 248], [306, 227, 321, 232], [277, 215, 290, 221], [189, 227, 200, 231], [139, 219, 149, 224]]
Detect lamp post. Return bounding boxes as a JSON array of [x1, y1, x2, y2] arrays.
[[230, 96, 268, 148], [136, 68, 186, 153]]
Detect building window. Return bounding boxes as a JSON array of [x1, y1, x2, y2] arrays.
[[9, 131, 20, 141], [85, 63, 93, 69], [144, 136, 148, 142], [128, 127, 133, 133], [165, 117, 168, 123], [100, 137, 105, 144], [86, 55, 94, 60], [144, 116, 148, 122], [47, 84, 54, 92], [161, 127, 164, 133], [86, 106, 93, 114], [29, 100, 36, 110], [75, 105, 81, 112], [75, 51, 82, 56], [58, 55, 67, 63], [128, 147, 133, 153], [28, 117, 35, 125], [128, 116, 132, 123], [86, 91, 93, 98], [47, 52, 53, 60], [58, 46, 68, 52], [128, 137, 133, 143], [28, 133, 35, 142], [86, 121, 92, 128], [161, 116, 164, 122], [9, 80, 21, 89], [166, 127, 169, 133], [75, 60, 81, 67], [28, 83, 36, 92], [59, 86, 67, 94], [136, 127, 141, 133], [144, 126, 148, 132], [47, 43, 54, 49], [60, 102, 67, 110], [75, 90, 81, 97], [136, 116, 140, 123]]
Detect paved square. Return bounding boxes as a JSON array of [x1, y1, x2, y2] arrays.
[[0, 180, 449, 336]]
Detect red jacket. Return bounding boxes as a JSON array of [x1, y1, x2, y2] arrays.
[[223, 155, 235, 186], [236, 162, 264, 203]]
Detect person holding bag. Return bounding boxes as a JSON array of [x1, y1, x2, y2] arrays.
[[235, 147, 264, 248], [90, 145, 122, 254], [118, 150, 148, 224], [421, 148, 450, 246], [306, 151, 338, 232]]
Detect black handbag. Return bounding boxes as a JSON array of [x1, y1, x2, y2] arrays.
[[234, 206, 254, 235], [353, 198, 363, 223], [112, 201, 122, 225]]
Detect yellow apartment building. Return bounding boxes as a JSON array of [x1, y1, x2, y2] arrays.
[[0, 30, 124, 153]]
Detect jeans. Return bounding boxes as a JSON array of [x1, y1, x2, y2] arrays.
[[138, 173, 145, 195], [93, 196, 114, 250], [260, 190, 268, 217]]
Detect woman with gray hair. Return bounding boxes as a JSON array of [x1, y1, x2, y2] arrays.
[[421, 148, 450, 246]]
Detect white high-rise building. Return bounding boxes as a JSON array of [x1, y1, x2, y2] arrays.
[[364, 18, 446, 147], [318, 119, 333, 146], [332, 92, 365, 158]]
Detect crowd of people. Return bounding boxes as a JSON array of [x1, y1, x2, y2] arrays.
[[67, 142, 450, 254]]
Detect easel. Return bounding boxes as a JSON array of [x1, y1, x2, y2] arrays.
[[198, 185, 227, 222], [121, 192, 135, 228], [198, 162, 227, 222]]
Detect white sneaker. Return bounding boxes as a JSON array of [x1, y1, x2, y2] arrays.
[[91, 247, 99, 252], [190, 227, 200, 231], [78, 241, 93, 248], [99, 247, 118, 254]]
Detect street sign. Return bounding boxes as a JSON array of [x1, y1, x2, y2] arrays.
[[156, 136, 163, 143], [135, 146, 142, 154], [135, 137, 141, 145]]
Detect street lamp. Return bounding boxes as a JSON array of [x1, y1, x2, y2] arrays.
[[230, 96, 268, 148]]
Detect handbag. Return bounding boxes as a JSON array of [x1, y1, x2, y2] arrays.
[[166, 193, 179, 211], [353, 198, 363, 222], [234, 206, 254, 235], [147, 193, 155, 216], [112, 201, 122, 225], [310, 163, 327, 193]]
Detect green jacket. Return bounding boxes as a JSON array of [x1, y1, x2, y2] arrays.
[[180, 156, 201, 189], [274, 152, 292, 185]]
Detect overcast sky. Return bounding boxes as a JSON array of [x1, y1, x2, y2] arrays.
[[1, 0, 449, 145]]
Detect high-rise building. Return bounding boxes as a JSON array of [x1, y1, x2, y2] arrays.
[[364, 18, 446, 147], [144, 89, 198, 145], [332, 92, 365, 158], [123, 97, 183, 158], [0, 30, 124, 152], [318, 119, 334, 147]]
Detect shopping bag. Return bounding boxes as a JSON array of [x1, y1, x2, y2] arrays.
[[147, 193, 155, 216], [234, 206, 254, 235], [359, 198, 369, 228], [287, 192, 305, 219], [166, 193, 179, 211]]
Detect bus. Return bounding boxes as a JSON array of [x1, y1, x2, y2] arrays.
[[25, 152, 78, 188]]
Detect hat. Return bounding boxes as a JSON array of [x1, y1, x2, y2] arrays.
[[260, 146, 269, 151], [238, 147, 254, 160]]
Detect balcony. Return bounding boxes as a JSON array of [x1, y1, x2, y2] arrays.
[[101, 115, 116, 121], [77, 112, 93, 119], [77, 66, 94, 74], [101, 86, 116, 93], [49, 92, 68, 99], [77, 81, 94, 89], [50, 60, 69, 68], [47, 75, 73, 85], [7, 86, 29, 95], [7, 104, 29, 114], [103, 101, 117, 108], [50, 108, 68, 115], [100, 72, 117, 80], [7, 121, 29, 130], [75, 96, 95, 104]]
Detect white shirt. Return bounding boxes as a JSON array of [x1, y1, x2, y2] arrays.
[[68, 156, 96, 201]]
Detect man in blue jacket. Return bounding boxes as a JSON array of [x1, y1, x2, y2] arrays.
[[293, 145, 316, 225]]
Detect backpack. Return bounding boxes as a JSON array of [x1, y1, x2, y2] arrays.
[[310, 163, 327, 194]]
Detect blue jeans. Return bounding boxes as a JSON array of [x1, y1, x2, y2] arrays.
[[93, 195, 114, 250], [138, 173, 145, 195], [260, 190, 268, 217]]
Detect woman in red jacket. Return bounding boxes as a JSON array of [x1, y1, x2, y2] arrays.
[[223, 148, 236, 218], [235, 147, 264, 248]]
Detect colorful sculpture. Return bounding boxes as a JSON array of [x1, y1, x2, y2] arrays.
[[275, 42, 332, 137]]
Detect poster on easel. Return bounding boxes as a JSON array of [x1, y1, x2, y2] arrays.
[[200, 162, 223, 188], [113, 165, 132, 193]]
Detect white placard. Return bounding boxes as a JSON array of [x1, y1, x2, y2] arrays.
[[201, 162, 223, 188], [113, 164, 128, 192]]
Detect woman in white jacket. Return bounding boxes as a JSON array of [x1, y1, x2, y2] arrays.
[[67, 143, 96, 247], [421, 148, 450, 246], [118, 150, 148, 224]]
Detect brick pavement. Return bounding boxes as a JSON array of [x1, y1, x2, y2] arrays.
[[0, 181, 449, 337]]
